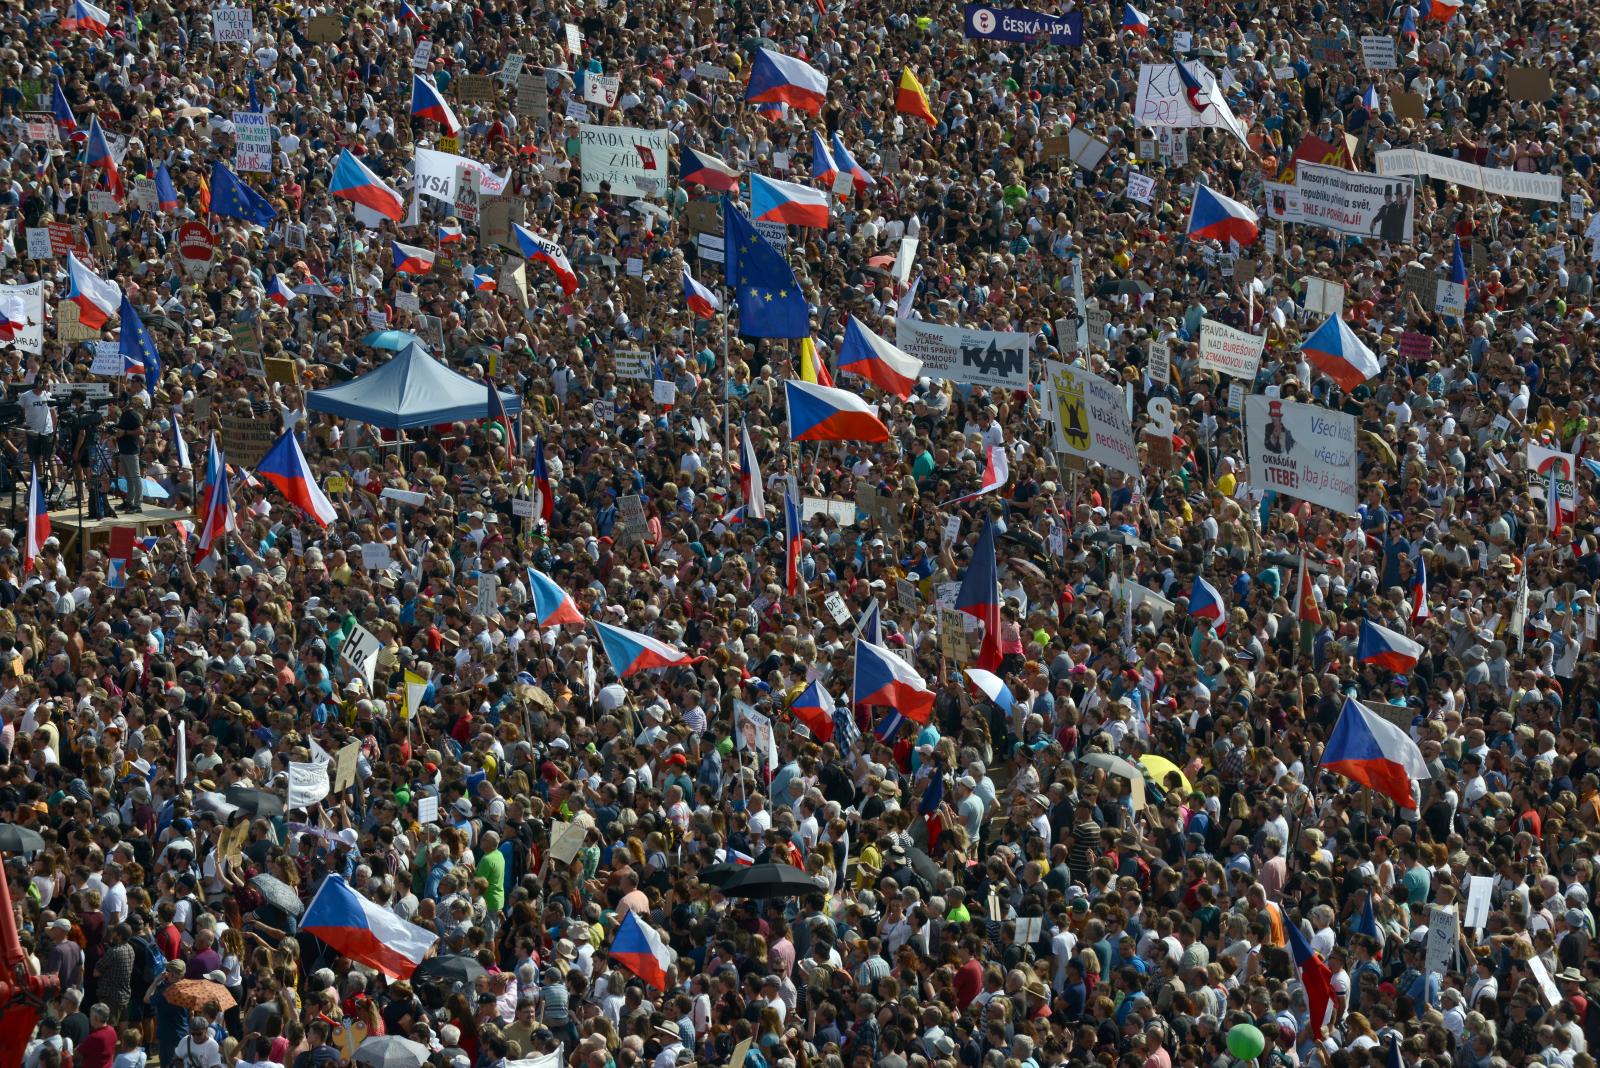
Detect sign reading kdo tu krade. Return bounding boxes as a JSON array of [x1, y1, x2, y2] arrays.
[[964, 3, 1083, 45]]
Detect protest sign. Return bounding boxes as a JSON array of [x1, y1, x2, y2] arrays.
[[456, 74, 496, 102], [1296, 161, 1414, 242], [1376, 148, 1562, 203], [578, 125, 670, 197], [340, 623, 382, 688], [286, 761, 330, 810], [1359, 35, 1397, 69], [1134, 64, 1233, 132], [1126, 172, 1156, 204], [1198, 319, 1266, 381], [211, 6, 253, 42], [233, 111, 272, 172], [219, 413, 278, 466], [1042, 361, 1138, 478], [1243, 396, 1358, 513], [1506, 67, 1553, 102], [893, 320, 1031, 390], [963, 3, 1082, 45], [307, 14, 342, 40], [0, 282, 43, 354], [1527, 443, 1578, 511]]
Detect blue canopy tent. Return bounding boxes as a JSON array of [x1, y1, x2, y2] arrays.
[[305, 343, 522, 429]]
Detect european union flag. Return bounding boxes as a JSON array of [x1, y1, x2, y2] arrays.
[[208, 161, 276, 226], [722, 198, 808, 339], [120, 296, 160, 394]]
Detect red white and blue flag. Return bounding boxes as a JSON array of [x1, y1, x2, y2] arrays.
[[411, 73, 462, 135], [330, 149, 405, 222], [1300, 315, 1382, 391], [739, 422, 765, 520], [512, 224, 580, 295], [526, 567, 584, 627], [302, 874, 438, 979], [591, 619, 692, 677], [85, 115, 123, 200], [1321, 696, 1427, 809], [785, 379, 889, 443], [830, 132, 875, 191], [1188, 576, 1227, 633], [783, 491, 802, 595], [955, 520, 1004, 672], [437, 223, 464, 244], [810, 130, 837, 186], [66, 251, 121, 330], [61, 0, 110, 34], [51, 80, 78, 137], [790, 679, 835, 742], [750, 173, 830, 229], [266, 275, 296, 306], [194, 435, 235, 565], [1409, 554, 1429, 621], [1186, 184, 1259, 247], [836, 315, 922, 398], [745, 47, 829, 115], [391, 241, 436, 275], [1174, 56, 1252, 149], [1122, 3, 1150, 34], [683, 269, 721, 319], [609, 911, 676, 991], [486, 378, 518, 470], [944, 445, 1010, 505], [1357, 619, 1423, 672], [1287, 920, 1335, 1038], [256, 429, 338, 527], [853, 638, 934, 724], [678, 147, 740, 192], [533, 435, 553, 524], [25, 465, 49, 571]]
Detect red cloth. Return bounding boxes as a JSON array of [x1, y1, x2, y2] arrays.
[[80, 1025, 116, 1068], [953, 958, 984, 1010]]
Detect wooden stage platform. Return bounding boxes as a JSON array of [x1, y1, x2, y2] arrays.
[[44, 504, 194, 571]]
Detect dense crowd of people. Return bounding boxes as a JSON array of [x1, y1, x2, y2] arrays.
[[0, 2, 1598, 1068]]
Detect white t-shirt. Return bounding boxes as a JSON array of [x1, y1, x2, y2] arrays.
[[20, 388, 52, 434]]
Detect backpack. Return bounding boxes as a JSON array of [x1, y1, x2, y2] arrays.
[[133, 934, 167, 987]]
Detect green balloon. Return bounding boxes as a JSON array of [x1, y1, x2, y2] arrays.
[[1226, 1024, 1266, 1062]]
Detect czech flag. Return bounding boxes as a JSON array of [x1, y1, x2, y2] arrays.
[[1321, 696, 1427, 809], [391, 241, 435, 275], [830, 132, 875, 192], [1300, 314, 1382, 391], [609, 911, 676, 991], [754, 101, 789, 123], [171, 416, 192, 470], [154, 162, 178, 211], [783, 491, 802, 595], [1409, 555, 1429, 621], [1426, 0, 1460, 21], [745, 47, 829, 116], [512, 224, 580, 295], [799, 336, 833, 386], [527, 566, 584, 627], [790, 681, 835, 741], [810, 130, 837, 186], [302, 874, 438, 980], [61, 0, 110, 34], [896, 67, 937, 126], [52, 80, 78, 137], [784, 379, 889, 443], [330, 149, 405, 222], [853, 638, 934, 724], [472, 267, 496, 292], [266, 275, 296, 306], [592, 619, 692, 677], [438, 223, 464, 244], [679, 147, 740, 192], [66, 251, 120, 331], [1186, 184, 1259, 247], [750, 173, 830, 229], [956, 521, 1004, 671], [1450, 235, 1468, 286], [197, 431, 223, 531], [86, 116, 123, 200], [738, 422, 765, 519], [399, 0, 420, 21], [533, 435, 553, 523], [25, 465, 49, 571], [411, 73, 461, 135], [256, 429, 338, 527], [1357, 619, 1423, 672], [836, 315, 922, 397], [193, 436, 235, 565], [1188, 576, 1227, 634], [944, 445, 1010, 505], [1548, 458, 1568, 536], [1122, 3, 1151, 34], [683, 269, 721, 319], [1287, 921, 1335, 1038], [0, 292, 30, 341]]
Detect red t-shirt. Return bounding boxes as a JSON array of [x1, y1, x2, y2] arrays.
[[79, 1026, 116, 1068], [954, 958, 984, 1009]]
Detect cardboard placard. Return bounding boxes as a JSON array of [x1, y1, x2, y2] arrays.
[[1311, 36, 1343, 64], [1392, 91, 1426, 124], [456, 74, 496, 102], [684, 200, 721, 235], [219, 412, 279, 466], [1042, 134, 1071, 161], [1399, 331, 1432, 361], [1506, 67, 1553, 102], [263, 357, 298, 387], [55, 300, 101, 341], [333, 742, 360, 793], [1359, 35, 1397, 70], [1401, 266, 1437, 306], [306, 13, 342, 41]]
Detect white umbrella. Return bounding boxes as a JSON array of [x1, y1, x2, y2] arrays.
[[355, 1037, 431, 1068]]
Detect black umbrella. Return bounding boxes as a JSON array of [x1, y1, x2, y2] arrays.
[[696, 862, 745, 888], [226, 785, 285, 817], [250, 874, 304, 917], [0, 826, 45, 855], [1097, 279, 1153, 297], [718, 862, 818, 899], [413, 954, 488, 985]]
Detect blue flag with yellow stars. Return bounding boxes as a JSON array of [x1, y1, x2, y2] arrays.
[[722, 197, 808, 339], [119, 296, 160, 394], [208, 161, 277, 226]]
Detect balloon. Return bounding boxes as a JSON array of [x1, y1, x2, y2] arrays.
[[1226, 1024, 1266, 1062]]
